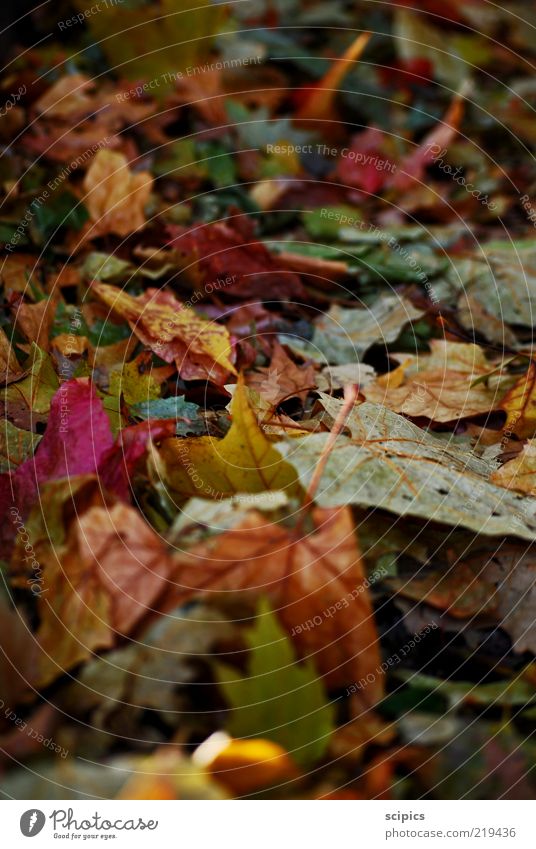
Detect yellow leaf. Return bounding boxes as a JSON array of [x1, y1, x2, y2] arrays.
[[491, 441, 536, 495], [500, 361, 536, 439], [154, 375, 298, 499], [82, 150, 153, 240], [109, 355, 161, 406], [92, 281, 235, 384]]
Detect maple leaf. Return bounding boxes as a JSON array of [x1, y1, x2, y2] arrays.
[[169, 505, 382, 700], [91, 281, 236, 384], [153, 375, 298, 500], [0, 378, 175, 547], [247, 342, 315, 407]]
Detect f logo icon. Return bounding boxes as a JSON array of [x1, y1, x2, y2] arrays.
[[20, 810, 46, 837]]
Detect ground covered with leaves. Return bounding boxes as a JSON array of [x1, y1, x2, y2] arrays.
[[2, 0, 536, 800]]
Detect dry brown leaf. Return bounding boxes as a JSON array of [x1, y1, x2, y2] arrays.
[[34, 501, 174, 686], [169, 505, 382, 701], [364, 340, 503, 422], [247, 342, 315, 407], [394, 544, 536, 653], [491, 441, 536, 495], [500, 361, 536, 439]]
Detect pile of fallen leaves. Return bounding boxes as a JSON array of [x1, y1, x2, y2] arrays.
[[2, 0, 536, 800]]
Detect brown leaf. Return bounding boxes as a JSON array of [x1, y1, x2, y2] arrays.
[[393, 543, 536, 652], [491, 440, 536, 495], [34, 501, 174, 686], [364, 341, 503, 422], [247, 342, 315, 407], [169, 506, 382, 701], [500, 362, 536, 439], [12, 295, 57, 350]]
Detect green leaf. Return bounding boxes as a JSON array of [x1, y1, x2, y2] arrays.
[[0, 420, 41, 472], [131, 396, 203, 434], [77, 0, 226, 85], [32, 191, 88, 243], [216, 601, 335, 768]]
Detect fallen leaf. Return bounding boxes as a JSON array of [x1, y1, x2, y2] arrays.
[[296, 32, 371, 124], [216, 602, 336, 767], [0, 420, 41, 473], [246, 342, 315, 407], [283, 294, 423, 365], [154, 375, 297, 500], [167, 220, 306, 301], [500, 362, 536, 439], [364, 340, 504, 422], [92, 281, 236, 384], [80, 150, 153, 241], [491, 441, 536, 494], [33, 500, 174, 686], [170, 504, 382, 698], [279, 397, 536, 540]]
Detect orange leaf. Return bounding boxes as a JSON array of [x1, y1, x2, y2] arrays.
[[81, 150, 153, 240], [246, 342, 315, 406], [296, 32, 372, 123], [33, 501, 173, 686]]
